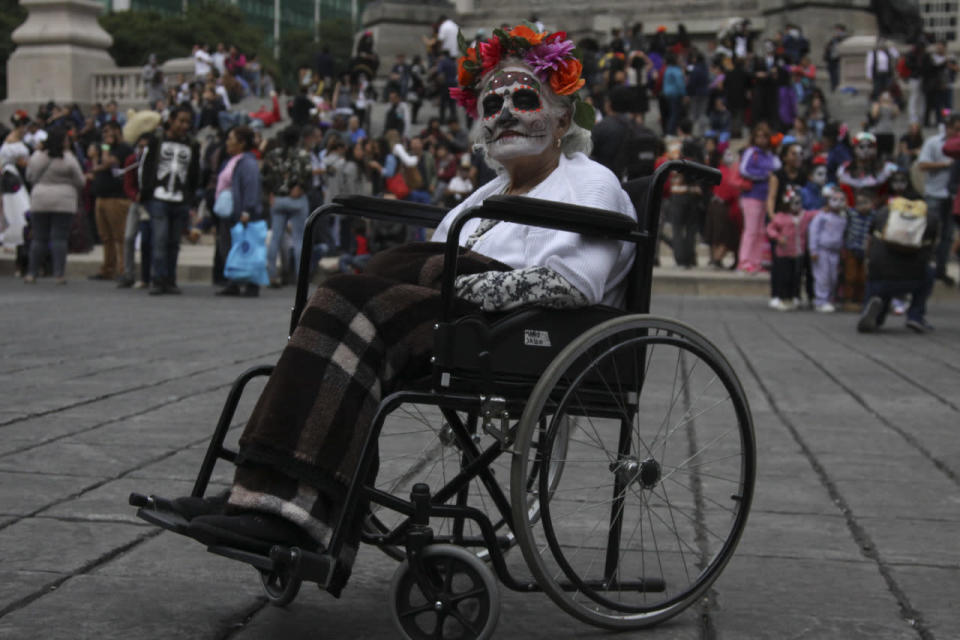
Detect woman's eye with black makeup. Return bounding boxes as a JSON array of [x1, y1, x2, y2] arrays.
[[512, 89, 540, 111], [482, 95, 504, 117]]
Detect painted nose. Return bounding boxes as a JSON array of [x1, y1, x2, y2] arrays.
[[495, 106, 519, 128]]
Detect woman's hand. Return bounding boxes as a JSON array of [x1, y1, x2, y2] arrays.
[[240, 211, 251, 223]]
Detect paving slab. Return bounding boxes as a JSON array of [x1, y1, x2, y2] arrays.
[[0, 471, 100, 516], [0, 518, 149, 574], [888, 565, 960, 637], [0, 573, 263, 640], [0, 442, 171, 478]]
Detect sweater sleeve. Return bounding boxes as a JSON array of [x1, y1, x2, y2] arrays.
[[454, 266, 590, 312], [808, 213, 823, 253]]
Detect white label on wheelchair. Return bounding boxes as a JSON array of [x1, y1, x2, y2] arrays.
[[523, 330, 552, 348]]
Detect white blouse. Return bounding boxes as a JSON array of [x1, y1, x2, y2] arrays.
[[432, 152, 638, 308]]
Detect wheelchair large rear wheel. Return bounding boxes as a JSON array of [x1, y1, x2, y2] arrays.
[[510, 315, 755, 629]]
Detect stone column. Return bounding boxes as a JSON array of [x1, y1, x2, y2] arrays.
[[4, 0, 116, 111]]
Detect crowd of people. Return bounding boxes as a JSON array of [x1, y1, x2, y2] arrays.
[[0, 18, 957, 330]]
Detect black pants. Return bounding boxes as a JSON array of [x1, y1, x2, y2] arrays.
[[772, 256, 800, 300], [670, 195, 700, 268]]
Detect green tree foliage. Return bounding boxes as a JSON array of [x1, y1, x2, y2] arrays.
[[0, 0, 28, 100], [99, 3, 356, 93]]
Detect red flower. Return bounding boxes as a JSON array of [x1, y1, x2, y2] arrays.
[[449, 87, 478, 118], [478, 36, 502, 75], [545, 31, 567, 43], [457, 47, 478, 87], [549, 58, 585, 96]]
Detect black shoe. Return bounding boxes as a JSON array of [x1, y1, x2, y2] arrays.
[[216, 283, 241, 296], [936, 273, 956, 286], [242, 284, 260, 297], [906, 317, 935, 333], [857, 297, 883, 333], [148, 283, 166, 295], [88, 273, 110, 281], [187, 511, 318, 553], [167, 491, 229, 521], [165, 283, 182, 295], [116, 276, 135, 288]]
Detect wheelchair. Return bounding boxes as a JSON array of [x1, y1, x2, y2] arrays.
[[130, 159, 756, 639]]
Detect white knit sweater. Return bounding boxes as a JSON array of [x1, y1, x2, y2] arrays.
[[432, 152, 637, 307]]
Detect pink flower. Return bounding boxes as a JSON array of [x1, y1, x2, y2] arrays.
[[449, 87, 478, 119], [479, 36, 502, 75], [524, 39, 577, 82]]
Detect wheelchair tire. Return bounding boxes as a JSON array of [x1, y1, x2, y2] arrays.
[[389, 544, 500, 640], [258, 567, 302, 607], [510, 315, 756, 630]]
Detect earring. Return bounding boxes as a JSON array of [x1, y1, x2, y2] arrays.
[[555, 137, 561, 149]]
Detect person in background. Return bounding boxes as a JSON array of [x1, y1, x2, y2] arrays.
[[23, 127, 86, 284], [262, 126, 312, 289], [916, 113, 960, 286], [738, 121, 781, 273], [766, 185, 809, 311], [215, 125, 264, 297], [139, 105, 201, 295], [118, 132, 156, 289], [87, 121, 133, 282], [841, 188, 876, 310], [808, 184, 849, 313]]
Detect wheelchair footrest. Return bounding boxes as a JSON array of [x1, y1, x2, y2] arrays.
[[132, 496, 191, 536], [207, 544, 341, 593], [559, 577, 666, 593]]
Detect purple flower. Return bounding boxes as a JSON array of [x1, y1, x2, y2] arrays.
[[524, 40, 576, 82]]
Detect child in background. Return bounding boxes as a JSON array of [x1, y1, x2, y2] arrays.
[[337, 219, 370, 274], [799, 157, 828, 308], [841, 188, 876, 310], [766, 186, 812, 310], [808, 184, 849, 313]]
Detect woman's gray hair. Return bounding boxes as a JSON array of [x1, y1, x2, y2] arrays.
[[469, 58, 592, 174]]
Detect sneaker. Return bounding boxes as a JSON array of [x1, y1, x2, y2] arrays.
[[857, 297, 883, 333], [891, 298, 907, 315], [116, 276, 135, 288], [815, 302, 836, 313], [23, 275, 36, 284], [134, 281, 147, 289], [768, 297, 782, 309], [771, 298, 791, 311], [906, 318, 935, 333], [216, 283, 242, 296]]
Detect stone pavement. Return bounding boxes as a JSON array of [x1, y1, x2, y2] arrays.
[[0, 279, 958, 639]]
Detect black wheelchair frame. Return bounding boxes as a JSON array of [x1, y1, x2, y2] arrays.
[[132, 159, 756, 637]]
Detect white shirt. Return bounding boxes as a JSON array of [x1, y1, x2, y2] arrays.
[[212, 52, 226, 75], [194, 49, 212, 78], [432, 152, 638, 307], [438, 19, 460, 58], [866, 47, 898, 79], [215, 84, 231, 109]]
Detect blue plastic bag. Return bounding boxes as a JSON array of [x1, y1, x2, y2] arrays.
[[213, 189, 233, 218], [224, 220, 269, 285]]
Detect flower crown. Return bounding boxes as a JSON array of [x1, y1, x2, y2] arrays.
[[449, 23, 595, 129]]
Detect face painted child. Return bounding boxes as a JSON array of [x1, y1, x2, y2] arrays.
[[825, 187, 847, 212], [479, 65, 559, 162]]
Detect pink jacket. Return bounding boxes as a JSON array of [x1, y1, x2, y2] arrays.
[[767, 210, 815, 258]]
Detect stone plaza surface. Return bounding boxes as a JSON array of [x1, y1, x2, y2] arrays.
[[0, 279, 958, 639]]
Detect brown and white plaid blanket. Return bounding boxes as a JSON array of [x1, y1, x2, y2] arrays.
[[228, 242, 510, 548]]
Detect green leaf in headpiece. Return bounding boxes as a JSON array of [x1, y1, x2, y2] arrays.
[[457, 29, 468, 55], [573, 98, 596, 131], [571, 46, 583, 62]]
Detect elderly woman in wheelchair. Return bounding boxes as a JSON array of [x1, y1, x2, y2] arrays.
[[132, 24, 755, 640]]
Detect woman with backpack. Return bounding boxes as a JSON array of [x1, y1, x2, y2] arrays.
[[23, 127, 85, 284]]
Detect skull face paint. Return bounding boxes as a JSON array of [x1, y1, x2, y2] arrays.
[[480, 67, 556, 162], [827, 191, 847, 211]]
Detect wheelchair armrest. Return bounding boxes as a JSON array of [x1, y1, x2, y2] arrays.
[[331, 195, 447, 227], [293, 198, 447, 337]]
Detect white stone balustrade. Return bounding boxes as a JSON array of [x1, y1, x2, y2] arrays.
[[91, 68, 147, 104]]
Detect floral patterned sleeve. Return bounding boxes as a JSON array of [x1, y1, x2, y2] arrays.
[[454, 266, 590, 312], [294, 150, 313, 190]]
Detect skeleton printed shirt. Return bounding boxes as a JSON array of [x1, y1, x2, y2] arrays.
[[152, 140, 193, 203]]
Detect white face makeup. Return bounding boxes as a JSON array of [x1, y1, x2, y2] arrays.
[[480, 66, 557, 162], [828, 191, 847, 210], [811, 165, 827, 186]]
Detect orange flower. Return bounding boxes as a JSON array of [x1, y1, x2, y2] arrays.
[[549, 58, 585, 96], [457, 47, 478, 86], [508, 24, 545, 45]]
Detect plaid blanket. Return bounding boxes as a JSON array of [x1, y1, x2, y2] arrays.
[[228, 242, 509, 548]]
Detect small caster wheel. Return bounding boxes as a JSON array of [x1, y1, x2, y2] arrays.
[[389, 544, 500, 640], [259, 567, 302, 607]]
